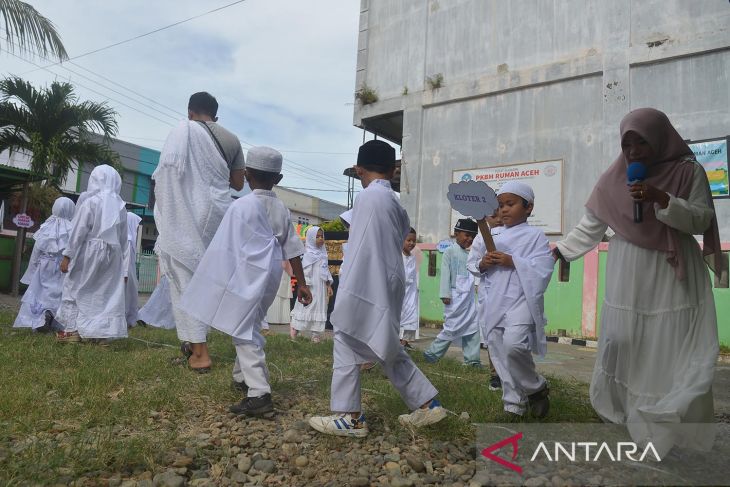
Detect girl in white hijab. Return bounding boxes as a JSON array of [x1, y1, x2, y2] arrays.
[[14, 197, 75, 330], [56, 165, 129, 341], [290, 226, 332, 342]]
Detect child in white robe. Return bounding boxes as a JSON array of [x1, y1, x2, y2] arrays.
[[181, 146, 311, 417], [309, 140, 446, 438], [14, 197, 75, 331], [124, 212, 142, 327], [424, 218, 481, 366], [57, 165, 129, 341], [290, 226, 333, 342], [399, 228, 419, 349], [138, 275, 176, 329], [478, 181, 554, 417], [467, 211, 503, 390]]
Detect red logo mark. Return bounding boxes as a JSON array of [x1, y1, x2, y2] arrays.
[[481, 432, 523, 474]]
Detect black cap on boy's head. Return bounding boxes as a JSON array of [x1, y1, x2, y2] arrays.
[[357, 140, 395, 171], [454, 218, 478, 234], [188, 92, 218, 118]]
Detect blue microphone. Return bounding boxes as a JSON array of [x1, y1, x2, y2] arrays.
[[627, 162, 647, 223]]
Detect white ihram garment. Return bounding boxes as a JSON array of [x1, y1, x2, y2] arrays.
[[152, 120, 232, 343], [181, 194, 282, 397], [330, 179, 437, 412], [58, 165, 129, 339], [556, 163, 719, 457], [467, 228, 504, 345], [14, 197, 75, 329], [266, 265, 293, 325], [124, 212, 142, 326], [482, 223, 554, 414]]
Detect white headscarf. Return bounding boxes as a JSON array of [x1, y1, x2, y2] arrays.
[[32, 196, 75, 253], [84, 165, 126, 246], [301, 226, 328, 269], [126, 212, 142, 243]]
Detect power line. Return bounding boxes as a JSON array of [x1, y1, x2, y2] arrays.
[[4, 48, 350, 190], [23, 0, 248, 71]]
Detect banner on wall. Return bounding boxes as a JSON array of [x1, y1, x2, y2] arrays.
[[451, 160, 563, 235], [688, 138, 729, 199]]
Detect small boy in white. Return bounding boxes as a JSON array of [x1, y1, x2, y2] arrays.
[[399, 227, 419, 349], [423, 219, 481, 366], [290, 226, 333, 342], [309, 140, 446, 437], [181, 147, 312, 417], [478, 181, 554, 417]]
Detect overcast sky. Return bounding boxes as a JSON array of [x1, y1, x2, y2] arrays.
[[1, 0, 365, 204]]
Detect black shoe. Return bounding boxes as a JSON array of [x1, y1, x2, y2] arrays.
[[528, 386, 550, 419], [229, 393, 274, 418], [231, 380, 248, 394], [489, 375, 502, 391]]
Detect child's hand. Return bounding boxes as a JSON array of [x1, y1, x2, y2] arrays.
[[60, 256, 70, 273], [441, 297, 451, 305], [327, 285, 333, 298], [297, 284, 313, 306], [485, 251, 514, 268], [479, 255, 492, 272]]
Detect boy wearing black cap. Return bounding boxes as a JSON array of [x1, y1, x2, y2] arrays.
[[423, 219, 482, 366], [309, 140, 446, 437]]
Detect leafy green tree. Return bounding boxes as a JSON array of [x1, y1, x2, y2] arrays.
[[1, 0, 68, 60], [0, 76, 119, 185]]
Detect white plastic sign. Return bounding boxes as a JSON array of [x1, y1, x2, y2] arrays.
[[12, 213, 34, 229]]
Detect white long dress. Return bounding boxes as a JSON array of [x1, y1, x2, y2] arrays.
[[291, 259, 332, 333], [399, 253, 420, 339], [266, 266, 292, 325], [124, 212, 142, 327], [556, 163, 719, 457], [138, 275, 176, 329], [14, 198, 75, 329], [58, 166, 129, 339]]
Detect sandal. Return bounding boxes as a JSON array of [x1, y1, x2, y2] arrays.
[[180, 341, 210, 373], [528, 386, 550, 419]]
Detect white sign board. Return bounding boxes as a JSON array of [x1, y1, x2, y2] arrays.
[[12, 213, 34, 229], [451, 160, 563, 235]]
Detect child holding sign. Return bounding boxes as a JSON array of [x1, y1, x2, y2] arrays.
[[423, 219, 481, 366], [478, 182, 554, 417]]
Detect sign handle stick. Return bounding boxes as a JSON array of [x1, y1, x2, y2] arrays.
[[477, 218, 496, 252]]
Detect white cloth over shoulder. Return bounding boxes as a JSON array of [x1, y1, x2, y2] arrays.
[[152, 120, 232, 273], [59, 165, 129, 338], [14, 197, 75, 328], [556, 163, 718, 457], [180, 194, 282, 341], [482, 223, 554, 357], [138, 275, 176, 329], [331, 179, 410, 362]]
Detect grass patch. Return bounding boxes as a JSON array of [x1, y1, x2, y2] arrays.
[[0, 308, 598, 483]]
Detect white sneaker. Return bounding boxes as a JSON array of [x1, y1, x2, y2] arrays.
[[399, 399, 447, 428], [309, 413, 369, 438]]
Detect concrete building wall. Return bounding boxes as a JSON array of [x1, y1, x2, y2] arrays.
[[355, 0, 730, 242]]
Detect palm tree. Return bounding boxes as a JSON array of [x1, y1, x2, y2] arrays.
[[1, 0, 68, 61], [0, 76, 119, 185]]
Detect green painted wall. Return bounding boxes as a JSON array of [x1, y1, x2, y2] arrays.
[[418, 251, 445, 322], [418, 248, 729, 346], [544, 259, 584, 336]]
